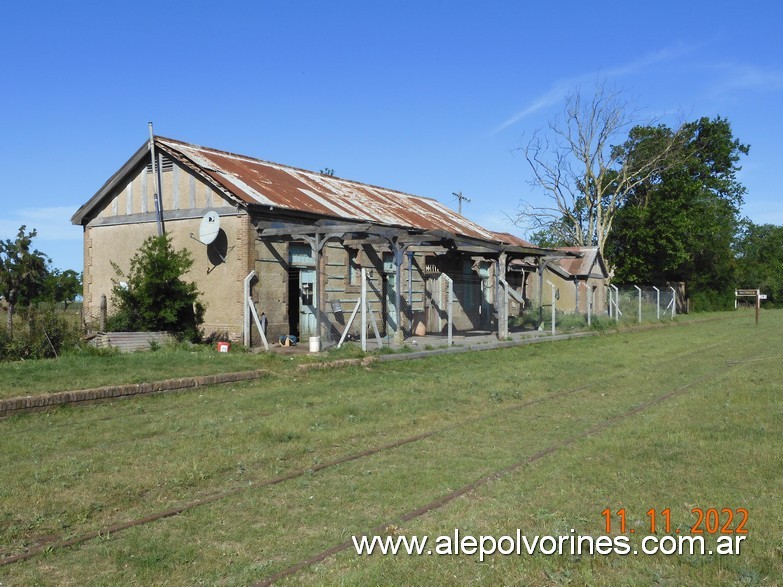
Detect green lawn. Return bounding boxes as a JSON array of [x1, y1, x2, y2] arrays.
[[0, 344, 295, 400], [0, 309, 780, 585]]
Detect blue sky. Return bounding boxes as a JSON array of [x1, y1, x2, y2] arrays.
[[2, 0, 781, 272]]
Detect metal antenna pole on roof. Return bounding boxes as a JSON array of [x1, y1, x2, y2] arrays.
[[452, 191, 471, 215], [148, 122, 165, 236]]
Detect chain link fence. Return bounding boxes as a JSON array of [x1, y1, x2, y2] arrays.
[[608, 286, 676, 324]]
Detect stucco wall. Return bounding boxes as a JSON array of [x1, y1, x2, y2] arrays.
[[250, 240, 491, 344], [82, 157, 254, 341], [526, 268, 608, 317]]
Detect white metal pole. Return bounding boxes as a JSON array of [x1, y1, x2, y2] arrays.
[[243, 270, 256, 347], [670, 286, 676, 318], [337, 298, 361, 349], [446, 275, 453, 346], [653, 286, 660, 320], [148, 122, 164, 236], [611, 285, 620, 323], [635, 285, 642, 323], [361, 268, 367, 351]]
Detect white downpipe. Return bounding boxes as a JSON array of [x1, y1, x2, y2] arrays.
[[243, 270, 269, 351], [243, 271, 255, 348]]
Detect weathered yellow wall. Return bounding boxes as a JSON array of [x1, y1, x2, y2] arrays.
[[84, 214, 252, 340], [82, 158, 254, 341], [526, 268, 608, 316], [81, 153, 514, 346]]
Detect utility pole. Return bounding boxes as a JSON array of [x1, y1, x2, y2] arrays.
[[452, 191, 471, 215]]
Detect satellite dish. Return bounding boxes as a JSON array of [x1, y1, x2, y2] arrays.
[[198, 211, 220, 245]]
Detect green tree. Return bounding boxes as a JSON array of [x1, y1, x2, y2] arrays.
[[109, 235, 205, 341], [527, 226, 572, 249], [606, 116, 749, 310], [735, 221, 783, 305], [40, 268, 82, 311], [0, 226, 49, 336]]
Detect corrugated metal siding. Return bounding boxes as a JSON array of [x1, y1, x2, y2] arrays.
[[91, 332, 173, 352]]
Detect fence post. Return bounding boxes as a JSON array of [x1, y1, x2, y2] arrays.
[[634, 285, 642, 323], [653, 286, 660, 320], [669, 286, 676, 319], [611, 285, 620, 323], [756, 288, 760, 325]]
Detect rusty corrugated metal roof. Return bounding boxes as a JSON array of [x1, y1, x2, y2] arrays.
[[155, 136, 500, 242], [554, 247, 608, 278], [491, 231, 538, 248]]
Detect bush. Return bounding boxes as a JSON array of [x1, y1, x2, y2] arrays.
[[689, 289, 735, 312], [0, 305, 82, 361], [108, 235, 205, 342], [509, 308, 544, 330]]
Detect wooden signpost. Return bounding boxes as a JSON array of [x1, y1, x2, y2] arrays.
[[735, 289, 761, 324]]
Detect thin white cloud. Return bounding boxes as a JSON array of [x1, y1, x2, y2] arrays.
[[709, 62, 783, 94], [0, 207, 82, 242], [604, 44, 692, 78], [492, 83, 572, 134], [492, 43, 693, 134]]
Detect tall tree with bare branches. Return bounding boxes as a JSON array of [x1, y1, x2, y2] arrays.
[[516, 80, 683, 257]]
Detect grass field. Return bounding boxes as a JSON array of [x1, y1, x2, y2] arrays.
[[0, 310, 781, 585]]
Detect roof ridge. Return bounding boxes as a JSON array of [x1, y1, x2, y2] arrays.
[[154, 135, 447, 207]]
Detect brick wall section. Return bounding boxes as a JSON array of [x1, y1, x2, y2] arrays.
[[253, 241, 290, 343], [235, 214, 255, 309], [0, 370, 271, 418]]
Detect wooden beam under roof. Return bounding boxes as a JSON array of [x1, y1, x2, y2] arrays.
[[258, 222, 373, 237], [255, 219, 555, 258]]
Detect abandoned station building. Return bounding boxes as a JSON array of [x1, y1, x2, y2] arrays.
[[72, 136, 589, 348]]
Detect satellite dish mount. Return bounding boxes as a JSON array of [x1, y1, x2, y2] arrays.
[[190, 211, 233, 265]]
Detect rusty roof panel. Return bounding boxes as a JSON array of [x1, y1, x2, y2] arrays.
[[491, 231, 538, 248], [554, 247, 608, 278], [156, 137, 500, 241]]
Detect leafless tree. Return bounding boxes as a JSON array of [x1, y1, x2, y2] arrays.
[[516, 79, 682, 257]]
